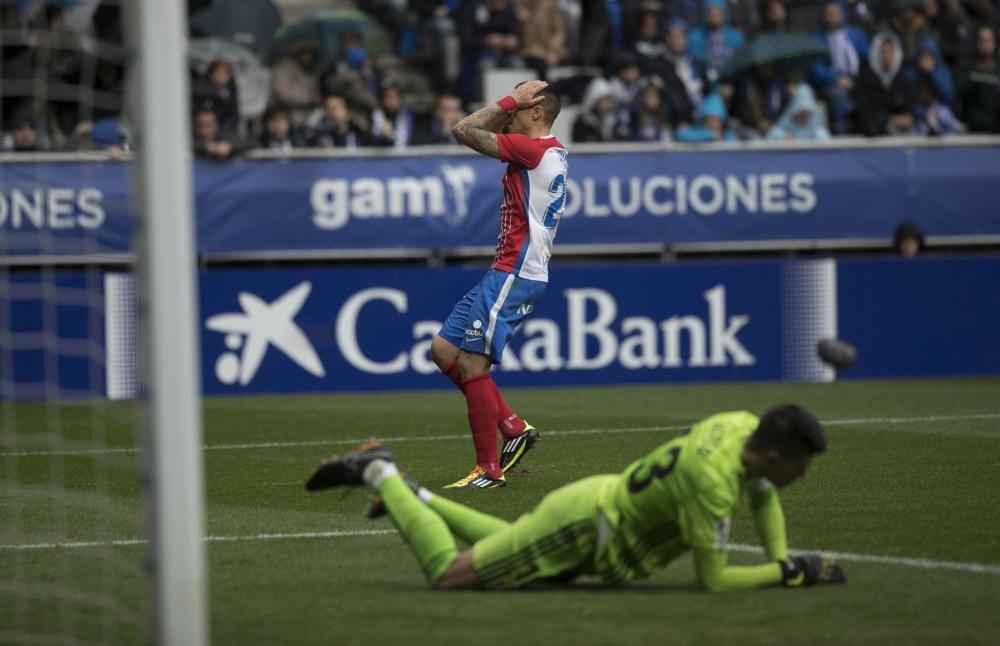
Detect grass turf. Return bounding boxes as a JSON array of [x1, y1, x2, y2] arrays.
[[2, 378, 1000, 645]]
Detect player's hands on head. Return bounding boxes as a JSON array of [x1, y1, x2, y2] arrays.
[[511, 80, 548, 109], [780, 554, 847, 587]]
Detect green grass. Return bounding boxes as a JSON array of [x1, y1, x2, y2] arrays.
[[3, 378, 1000, 645]]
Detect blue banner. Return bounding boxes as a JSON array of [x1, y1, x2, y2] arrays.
[[3, 145, 1000, 257], [4, 256, 999, 400], [0, 162, 132, 256], [191, 256, 999, 393], [837, 256, 1000, 378], [197, 262, 793, 394]]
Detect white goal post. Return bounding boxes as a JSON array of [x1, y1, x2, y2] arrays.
[[126, 1, 209, 644]]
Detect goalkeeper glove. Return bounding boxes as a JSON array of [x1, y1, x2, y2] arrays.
[[780, 555, 847, 587]]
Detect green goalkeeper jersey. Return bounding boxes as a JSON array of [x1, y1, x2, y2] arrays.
[[594, 411, 767, 584]]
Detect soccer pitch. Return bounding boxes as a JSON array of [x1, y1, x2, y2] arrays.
[[3, 378, 999, 645]]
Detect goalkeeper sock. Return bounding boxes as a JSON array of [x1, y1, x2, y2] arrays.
[[367, 465, 458, 585], [424, 491, 510, 544], [460, 373, 502, 478]]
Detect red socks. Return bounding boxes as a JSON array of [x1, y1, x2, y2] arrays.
[[459, 373, 502, 478], [491, 379, 526, 439], [442, 358, 462, 387], [442, 358, 526, 441]]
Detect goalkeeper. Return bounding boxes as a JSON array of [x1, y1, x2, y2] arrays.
[[305, 404, 846, 591]]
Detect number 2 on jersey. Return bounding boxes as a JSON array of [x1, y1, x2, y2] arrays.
[[628, 446, 682, 494], [542, 173, 566, 229]]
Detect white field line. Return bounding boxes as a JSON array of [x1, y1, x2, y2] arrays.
[[726, 543, 1000, 575], [822, 413, 1000, 426], [0, 528, 997, 576], [2, 412, 999, 459], [0, 529, 398, 551]]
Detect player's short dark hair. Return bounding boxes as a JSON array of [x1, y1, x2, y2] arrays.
[[747, 404, 826, 457], [515, 81, 561, 126]]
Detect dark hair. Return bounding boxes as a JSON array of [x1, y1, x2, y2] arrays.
[[893, 220, 924, 253], [263, 106, 290, 123], [379, 81, 401, 100], [193, 101, 216, 118], [435, 93, 461, 108], [747, 404, 826, 456], [514, 82, 562, 126]]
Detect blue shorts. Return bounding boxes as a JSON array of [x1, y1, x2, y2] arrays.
[[438, 269, 546, 363]]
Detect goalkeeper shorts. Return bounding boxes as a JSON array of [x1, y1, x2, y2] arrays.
[[471, 476, 613, 589]]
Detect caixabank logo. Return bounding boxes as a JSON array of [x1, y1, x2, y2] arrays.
[[202, 271, 766, 392], [204, 281, 326, 386]]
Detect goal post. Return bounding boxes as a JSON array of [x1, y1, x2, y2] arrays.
[[126, 0, 209, 644]]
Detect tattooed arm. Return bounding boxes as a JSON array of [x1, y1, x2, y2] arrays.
[[452, 103, 513, 158], [452, 80, 549, 158]]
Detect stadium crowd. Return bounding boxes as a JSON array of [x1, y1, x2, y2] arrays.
[[1, 0, 998, 156]]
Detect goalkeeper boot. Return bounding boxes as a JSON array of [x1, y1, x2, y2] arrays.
[[500, 423, 540, 474], [366, 472, 422, 519], [305, 441, 395, 491], [443, 465, 506, 490]]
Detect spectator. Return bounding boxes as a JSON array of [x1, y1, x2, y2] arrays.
[[727, 0, 763, 34], [888, 0, 933, 63], [2, 109, 41, 152], [317, 30, 376, 99], [843, 0, 877, 35], [398, 1, 461, 92], [328, 29, 368, 77], [192, 106, 235, 160], [960, 0, 998, 30], [758, 0, 789, 33], [925, 0, 976, 69], [577, 0, 628, 66], [766, 83, 832, 140], [71, 116, 131, 157], [458, 0, 522, 101], [558, 0, 583, 62], [270, 41, 322, 126], [26, 6, 90, 141], [370, 82, 416, 147], [731, 63, 787, 137], [912, 38, 956, 105], [810, 0, 869, 133], [912, 40, 963, 134], [411, 94, 464, 145], [608, 52, 643, 133], [893, 220, 924, 257], [319, 30, 381, 104], [630, 78, 673, 142], [853, 32, 917, 135], [619, 0, 665, 46], [573, 76, 628, 142], [659, 0, 698, 27], [320, 44, 380, 117], [650, 19, 708, 128], [688, 0, 745, 81], [634, 8, 666, 67], [956, 25, 1000, 133], [260, 107, 301, 152], [675, 92, 738, 141], [308, 94, 371, 149], [192, 59, 240, 136], [516, 0, 567, 78]]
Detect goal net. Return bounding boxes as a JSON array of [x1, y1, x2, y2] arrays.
[[0, 1, 207, 644]]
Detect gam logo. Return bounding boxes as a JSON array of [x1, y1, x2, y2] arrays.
[[311, 163, 476, 231]]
